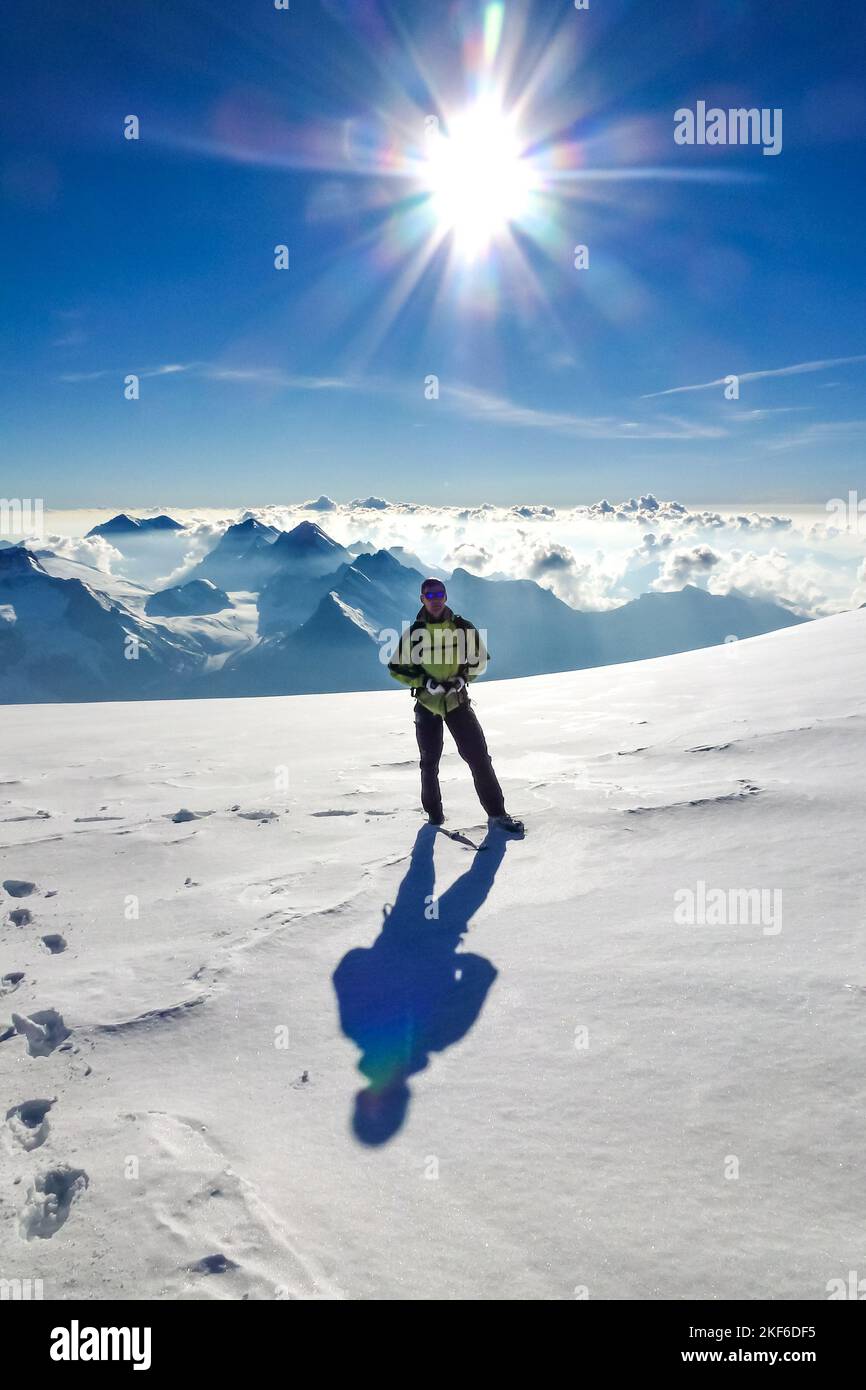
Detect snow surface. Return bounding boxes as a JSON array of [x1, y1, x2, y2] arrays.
[[1, 610, 864, 1300]]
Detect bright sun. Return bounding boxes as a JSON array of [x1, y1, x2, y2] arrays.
[[423, 100, 535, 259]]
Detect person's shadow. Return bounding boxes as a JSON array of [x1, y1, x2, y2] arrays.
[[333, 824, 510, 1146]]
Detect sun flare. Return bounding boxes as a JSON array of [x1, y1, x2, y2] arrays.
[[422, 100, 537, 259]]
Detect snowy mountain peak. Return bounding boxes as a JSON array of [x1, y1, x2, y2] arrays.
[[85, 513, 184, 539], [352, 548, 414, 579], [226, 517, 279, 540], [287, 520, 332, 541], [144, 578, 231, 617], [85, 512, 140, 537], [0, 544, 46, 577], [268, 522, 353, 574], [273, 520, 347, 552]]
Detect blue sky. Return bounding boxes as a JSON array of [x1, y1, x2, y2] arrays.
[[2, 0, 865, 507]]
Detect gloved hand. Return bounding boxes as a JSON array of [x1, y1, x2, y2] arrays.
[[425, 678, 446, 695]]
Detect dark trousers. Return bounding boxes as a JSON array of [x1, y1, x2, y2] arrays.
[[414, 700, 506, 820]]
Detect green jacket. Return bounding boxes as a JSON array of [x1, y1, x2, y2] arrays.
[[388, 606, 489, 716]]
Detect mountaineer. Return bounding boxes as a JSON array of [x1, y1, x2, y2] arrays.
[[388, 577, 523, 833]]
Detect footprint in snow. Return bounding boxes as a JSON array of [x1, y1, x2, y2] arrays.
[[2, 879, 37, 898], [169, 809, 214, 824], [8, 908, 32, 926], [6, 1098, 55, 1151], [1, 972, 25, 995], [41, 935, 67, 955], [190, 1253, 239, 1275], [19, 1166, 89, 1239], [10, 1009, 70, 1057], [310, 810, 358, 818]]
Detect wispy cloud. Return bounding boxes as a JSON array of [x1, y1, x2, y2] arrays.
[[642, 354, 866, 399], [727, 406, 814, 422], [60, 361, 355, 390], [445, 384, 727, 440], [200, 366, 354, 390], [58, 364, 723, 438], [767, 419, 866, 451], [60, 363, 193, 383]]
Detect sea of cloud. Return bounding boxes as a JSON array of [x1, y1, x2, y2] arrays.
[[22, 494, 866, 618]]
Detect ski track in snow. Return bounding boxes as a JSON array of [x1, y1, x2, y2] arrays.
[[1, 612, 865, 1298]]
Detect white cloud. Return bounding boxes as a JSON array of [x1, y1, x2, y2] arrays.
[[521, 541, 622, 611], [38, 533, 122, 573], [583, 496, 691, 525], [643, 354, 866, 398], [629, 531, 676, 562], [767, 419, 866, 451], [443, 542, 493, 573], [652, 545, 722, 590], [35, 497, 863, 620], [303, 495, 338, 511], [510, 504, 557, 519], [151, 520, 229, 589], [60, 361, 355, 392], [707, 549, 832, 617], [527, 542, 580, 581], [444, 385, 727, 441], [727, 513, 793, 532], [647, 545, 834, 617]]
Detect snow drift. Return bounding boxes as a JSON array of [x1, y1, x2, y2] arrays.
[[0, 609, 864, 1299]]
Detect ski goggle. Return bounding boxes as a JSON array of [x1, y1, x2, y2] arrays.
[[422, 590, 446, 600]]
